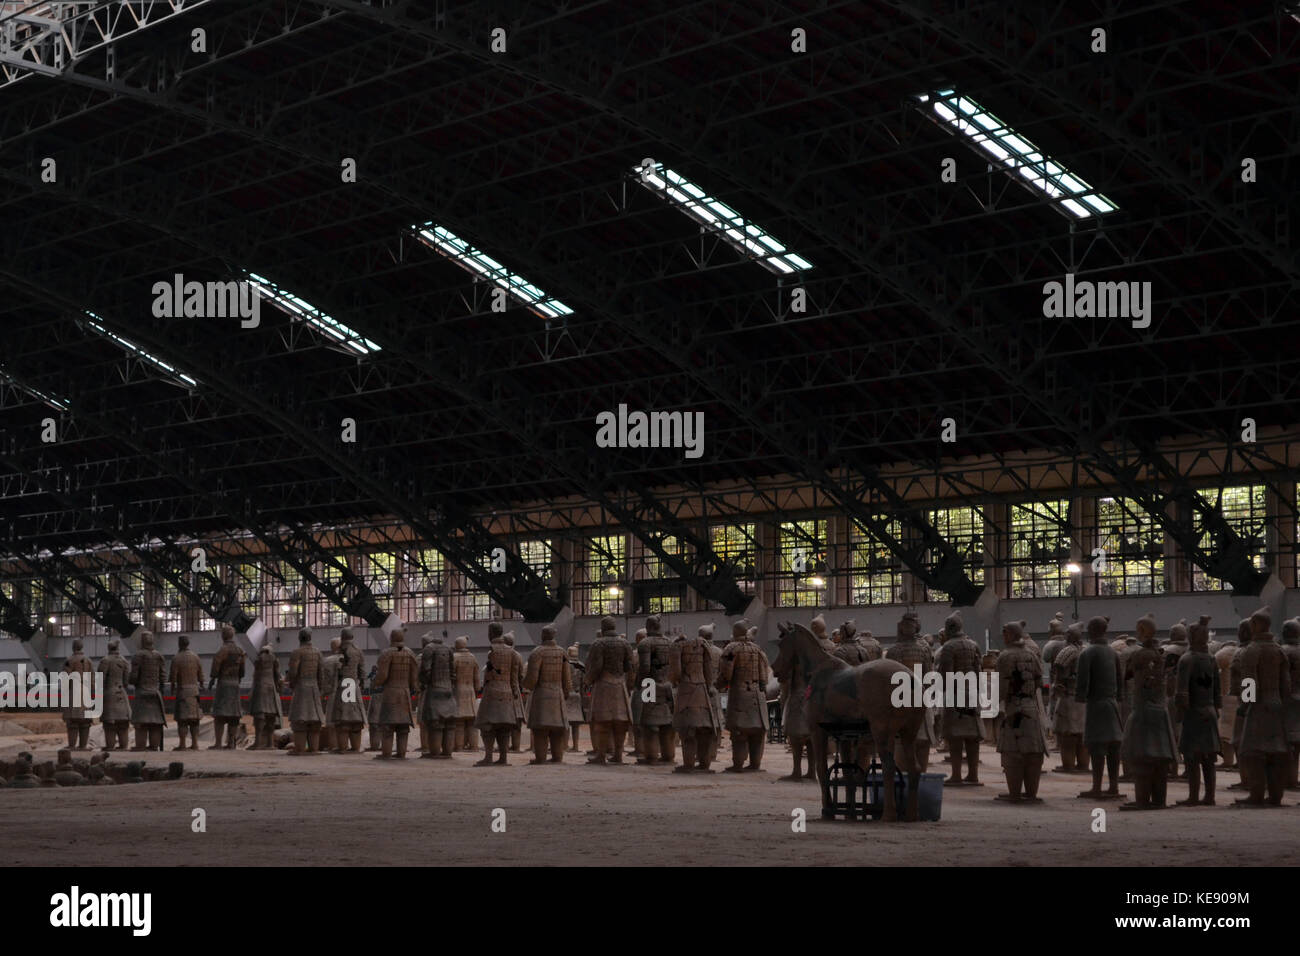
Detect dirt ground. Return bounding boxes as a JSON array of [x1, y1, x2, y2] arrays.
[[2, 724, 1297, 866]]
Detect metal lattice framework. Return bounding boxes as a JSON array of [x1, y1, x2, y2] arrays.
[[1, 0, 1297, 631]]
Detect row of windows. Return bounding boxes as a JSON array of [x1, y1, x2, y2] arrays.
[[7, 486, 1279, 635]]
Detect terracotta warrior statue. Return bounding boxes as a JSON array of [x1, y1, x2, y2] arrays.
[[248, 641, 283, 750], [1119, 613, 1179, 810], [523, 624, 572, 763], [833, 617, 879, 664], [330, 628, 368, 753], [61, 638, 94, 750], [981, 649, 1001, 745], [320, 637, 342, 752], [670, 624, 720, 772], [635, 615, 677, 765], [1051, 622, 1089, 773], [209, 624, 245, 749], [886, 610, 934, 773], [452, 636, 482, 751], [718, 620, 770, 772], [1042, 611, 1067, 727], [564, 643, 586, 752], [1214, 636, 1240, 769], [366, 662, 384, 751], [1227, 619, 1254, 786], [1174, 615, 1221, 805], [1042, 611, 1068, 668], [704, 633, 725, 763], [1076, 615, 1124, 799], [503, 630, 527, 752], [127, 630, 167, 752], [772, 614, 832, 781], [475, 626, 523, 765], [629, 627, 647, 758], [287, 628, 326, 755], [98, 638, 132, 751], [1236, 608, 1291, 805], [1280, 617, 1300, 789], [373, 627, 420, 759], [583, 616, 636, 764], [996, 621, 1049, 802], [416, 635, 432, 753], [169, 635, 204, 751], [936, 611, 983, 786], [1163, 619, 1190, 775], [418, 631, 458, 758]]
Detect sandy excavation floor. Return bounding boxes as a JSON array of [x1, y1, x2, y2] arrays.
[[3, 724, 1298, 867]]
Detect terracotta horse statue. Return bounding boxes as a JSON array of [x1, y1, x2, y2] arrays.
[[774, 621, 925, 821]]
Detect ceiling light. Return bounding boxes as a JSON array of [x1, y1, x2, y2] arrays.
[[413, 223, 574, 320], [82, 312, 200, 388], [634, 162, 813, 274], [916, 90, 1117, 219], [245, 272, 381, 355], [0, 365, 70, 411]]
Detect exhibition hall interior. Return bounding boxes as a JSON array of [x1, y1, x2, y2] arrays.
[[0, 0, 1296, 882]]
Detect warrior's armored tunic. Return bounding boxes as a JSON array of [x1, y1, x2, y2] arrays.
[[705, 641, 724, 730], [288, 643, 326, 725], [1282, 638, 1300, 745], [887, 635, 935, 743], [1238, 635, 1291, 755], [937, 634, 984, 740], [376, 642, 420, 728], [636, 631, 676, 728], [330, 640, 368, 726], [453, 648, 482, 720], [320, 652, 340, 728], [524, 641, 572, 730], [98, 652, 132, 724], [996, 644, 1049, 755], [1121, 645, 1178, 764], [1176, 650, 1221, 757], [61, 650, 95, 727], [509, 644, 527, 724], [1051, 642, 1087, 735], [1075, 642, 1124, 746], [564, 656, 587, 723], [249, 647, 283, 725], [475, 643, 523, 729], [585, 634, 635, 725], [210, 640, 246, 718], [1214, 643, 1239, 742], [719, 636, 770, 731], [169, 649, 205, 724], [128, 646, 168, 727], [671, 636, 718, 733], [419, 643, 458, 726], [833, 635, 878, 666]]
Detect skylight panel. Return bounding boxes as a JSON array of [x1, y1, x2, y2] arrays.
[[412, 223, 574, 321], [82, 312, 200, 389], [245, 272, 381, 355], [634, 162, 814, 274], [0, 366, 69, 411], [916, 89, 1118, 219]]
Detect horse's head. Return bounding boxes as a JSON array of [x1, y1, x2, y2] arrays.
[[773, 620, 798, 676]]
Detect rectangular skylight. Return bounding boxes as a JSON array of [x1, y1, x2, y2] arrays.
[[245, 272, 381, 355], [0, 365, 69, 411], [82, 312, 200, 388], [412, 223, 574, 320], [633, 162, 813, 274], [916, 89, 1118, 219]]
